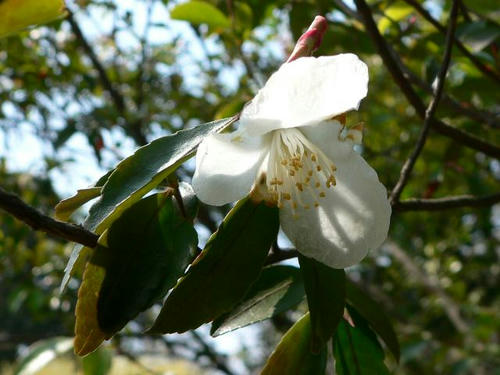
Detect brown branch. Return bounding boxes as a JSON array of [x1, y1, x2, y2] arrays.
[[403, 0, 500, 84], [353, 0, 500, 159], [391, 0, 459, 204], [393, 193, 500, 211], [0, 187, 98, 248]]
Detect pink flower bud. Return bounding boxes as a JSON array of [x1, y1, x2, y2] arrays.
[[287, 15, 328, 63]]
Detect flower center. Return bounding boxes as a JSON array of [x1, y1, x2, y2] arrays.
[[266, 128, 337, 211]]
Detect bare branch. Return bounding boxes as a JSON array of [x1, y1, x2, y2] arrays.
[[352, 0, 500, 159], [394, 193, 500, 211], [403, 0, 500, 84], [391, 0, 459, 204], [0, 187, 98, 248]]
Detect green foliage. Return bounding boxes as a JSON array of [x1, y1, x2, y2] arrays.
[[149, 197, 280, 333], [299, 255, 346, 353], [170, 1, 231, 31], [211, 265, 305, 336], [261, 313, 327, 375], [0, 0, 498, 373], [333, 310, 391, 375]]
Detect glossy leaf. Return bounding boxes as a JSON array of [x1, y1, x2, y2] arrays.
[[211, 265, 305, 336], [299, 254, 345, 353], [261, 313, 327, 375], [346, 280, 400, 361], [170, 1, 231, 30], [149, 197, 279, 334], [0, 0, 66, 38], [14, 337, 73, 375], [457, 20, 500, 52], [62, 117, 235, 293], [333, 310, 391, 375], [95, 193, 197, 336]]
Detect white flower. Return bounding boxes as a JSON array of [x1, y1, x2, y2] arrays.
[[192, 54, 391, 268]]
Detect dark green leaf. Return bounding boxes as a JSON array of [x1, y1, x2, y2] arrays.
[[149, 197, 279, 334], [211, 265, 305, 336], [261, 313, 327, 375], [346, 281, 400, 362], [170, 1, 231, 30], [299, 254, 345, 353], [61, 117, 235, 293], [333, 310, 391, 375], [93, 193, 197, 336]]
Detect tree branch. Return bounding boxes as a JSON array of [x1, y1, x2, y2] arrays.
[[393, 193, 500, 211], [0, 187, 98, 248], [353, 0, 500, 159], [391, 0, 459, 204], [66, 9, 125, 114], [403, 0, 500, 84]]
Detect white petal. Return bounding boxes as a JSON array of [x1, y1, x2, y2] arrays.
[[280, 130, 390, 268], [240, 54, 369, 136], [192, 131, 270, 206]]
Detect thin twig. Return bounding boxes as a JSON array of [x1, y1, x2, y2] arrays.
[[403, 0, 500, 84], [0, 187, 98, 248], [390, 0, 459, 204], [352, 0, 500, 159], [393, 193, 500, 211], [66, 9, 125, 113]]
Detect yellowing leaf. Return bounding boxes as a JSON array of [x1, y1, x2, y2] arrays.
[[0, 0, 67, 38], [74, 261, 106, 357]]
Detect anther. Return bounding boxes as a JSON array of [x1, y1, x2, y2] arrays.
[[319, 192, 326, 198]]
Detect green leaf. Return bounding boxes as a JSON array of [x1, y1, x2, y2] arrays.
[[261, 313, 327, 375], [55, 187, 102, 221], [298, 254, 345, 353], [211, 265, 305, 336], [333, 310, 391, 375], [55, 170, 113, 221], [457, 20, 500, 52], [81, 346, 112, 375], [61, 117, 235, 293], [14, 337, 73, 375], [346, 280, 400, 362], [94, 192, 197, 337], [170, 1, 231, 31], [149, 197, 279, 334], [377, 2, 413, 34], [0, 0, 66, 38]]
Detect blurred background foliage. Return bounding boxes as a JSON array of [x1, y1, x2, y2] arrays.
[[0, 0, 498, 374]]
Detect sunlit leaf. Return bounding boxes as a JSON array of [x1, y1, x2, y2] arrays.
[[261, 313, 327, 375], [0, 0, 66, 38], [211, 265, 305, 336], [170, 1, 231, 31], [149, 197, 279, 334]]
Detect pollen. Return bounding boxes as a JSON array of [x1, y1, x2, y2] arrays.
[[265, 128, 338, 215]]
